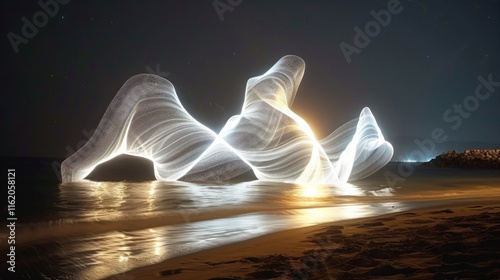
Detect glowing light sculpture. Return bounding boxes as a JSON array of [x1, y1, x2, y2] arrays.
[[61, 55, 393, 183]]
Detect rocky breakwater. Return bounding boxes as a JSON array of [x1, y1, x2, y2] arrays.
[[428, 149, 500, 169]]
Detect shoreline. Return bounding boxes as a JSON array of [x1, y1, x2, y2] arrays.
[[109, 196, 500, 279]]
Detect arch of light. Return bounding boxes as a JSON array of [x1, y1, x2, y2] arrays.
[[61, 55, 393, 184]]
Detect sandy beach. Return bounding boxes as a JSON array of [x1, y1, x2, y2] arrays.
[[112, 197, 500, 280]]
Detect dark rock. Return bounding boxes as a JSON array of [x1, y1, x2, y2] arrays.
[[427, 149, 500, 169]]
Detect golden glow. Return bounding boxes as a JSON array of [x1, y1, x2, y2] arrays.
[[154, 240, 161, 256], [298, 184, 330, 198], [291, 204, 374, 227], [85, 181, 126, 220], [296, 182, 364, 199], [52, 180, 433, 279], [147, 182, 156, 212]]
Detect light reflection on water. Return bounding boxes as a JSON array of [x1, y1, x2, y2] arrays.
[[55, 180, 371, 225], [9, 178, 500, 279]]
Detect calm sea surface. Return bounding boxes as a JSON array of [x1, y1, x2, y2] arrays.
[[1, 159, 499, 279]]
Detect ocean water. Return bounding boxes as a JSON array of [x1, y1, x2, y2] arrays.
[[1, 159, 499, 279]]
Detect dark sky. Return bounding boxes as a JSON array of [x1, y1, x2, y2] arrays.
[[1, 0, 499, 159]]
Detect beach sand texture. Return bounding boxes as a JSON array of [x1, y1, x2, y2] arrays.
[[120, 199, 500, 280]]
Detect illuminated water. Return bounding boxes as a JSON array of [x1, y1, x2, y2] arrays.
[[3, 162, 500, 279]]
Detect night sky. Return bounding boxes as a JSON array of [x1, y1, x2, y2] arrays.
[[2, 0, 499, 160]]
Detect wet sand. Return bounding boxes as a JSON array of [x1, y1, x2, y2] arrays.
[[111, 197, 500, 280]]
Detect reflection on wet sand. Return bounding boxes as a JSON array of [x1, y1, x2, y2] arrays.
[[12, 177, 500, 279]]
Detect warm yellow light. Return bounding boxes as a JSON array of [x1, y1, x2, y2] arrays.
[[299, 184, 329, 198], [154, 241, 161, 256]]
